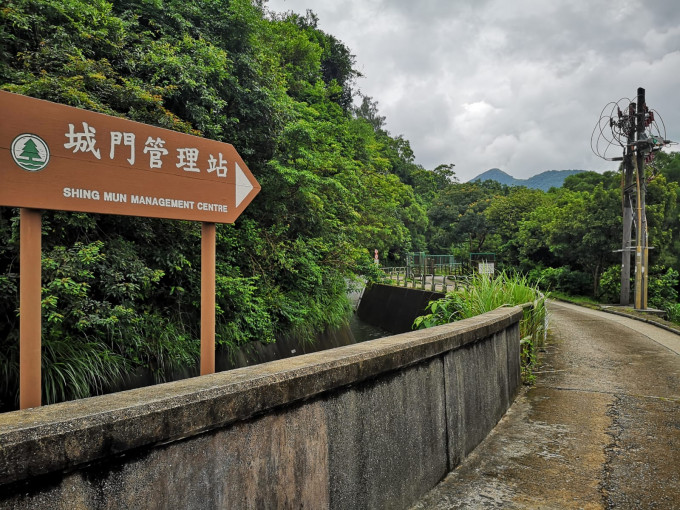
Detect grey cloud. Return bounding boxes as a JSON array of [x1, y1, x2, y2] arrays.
[[267, 0, 680, 181]]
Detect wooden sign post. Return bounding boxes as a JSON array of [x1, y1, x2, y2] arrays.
[[19, 208, 42, 409], [201, 222, 216, 376], [0, 91, 260, 408]]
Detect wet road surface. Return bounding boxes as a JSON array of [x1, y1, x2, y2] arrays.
[[411, 301, 680, 509]]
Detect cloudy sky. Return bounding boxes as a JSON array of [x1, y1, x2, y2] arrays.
[[265, 0, 680, 182]]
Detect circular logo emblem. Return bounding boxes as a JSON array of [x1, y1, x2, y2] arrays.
[[11, 134, 50, 172]]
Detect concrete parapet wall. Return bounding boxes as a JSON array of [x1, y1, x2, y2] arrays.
[[0, 303, 523, 509]]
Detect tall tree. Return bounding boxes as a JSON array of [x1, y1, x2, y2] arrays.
[[486, 187, 547, 266], [427, 180, 506, 255]]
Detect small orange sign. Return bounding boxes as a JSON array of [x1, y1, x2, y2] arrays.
[[0, 91, 260, 223]]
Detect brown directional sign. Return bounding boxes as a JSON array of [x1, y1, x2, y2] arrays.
[[0, 91, 260, 223], [2, 91, 261, 408]]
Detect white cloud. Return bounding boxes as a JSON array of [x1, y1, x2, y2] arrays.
[[266, 0, 680, 181]]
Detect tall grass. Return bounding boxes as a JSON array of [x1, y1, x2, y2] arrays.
[[0, 336, 130, 410], [42, 338, 130, 404], [414, 271, 547, 384]]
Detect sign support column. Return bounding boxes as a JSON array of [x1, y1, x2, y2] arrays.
[[201, 222, 216, 375], [20, 208, 42, 409]]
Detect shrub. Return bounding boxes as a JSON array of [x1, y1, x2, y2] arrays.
[[599, 264, 622, 303], [648, 266, 679, 309], [530, 266, 590, 296], [666, 303, 680, 324], [414, 272, 546, 384]]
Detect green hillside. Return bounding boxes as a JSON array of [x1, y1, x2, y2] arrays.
[[470, 168, 587, 190]]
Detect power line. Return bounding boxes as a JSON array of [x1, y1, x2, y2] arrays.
[[592, 88, 674, 310], [591, 96, 672, 164]]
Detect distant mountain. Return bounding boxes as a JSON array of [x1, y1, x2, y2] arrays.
[[469, 168, 587, 191], [470, 168, 518, 186]]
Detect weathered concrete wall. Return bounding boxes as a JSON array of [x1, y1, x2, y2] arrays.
[[357, 283, 445, 333], [0, 303, 523, 510]]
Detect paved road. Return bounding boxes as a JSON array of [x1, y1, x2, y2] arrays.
[[411, 301, 680, 509]]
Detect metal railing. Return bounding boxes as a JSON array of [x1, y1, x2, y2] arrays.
[[381, 266, 468, 293]]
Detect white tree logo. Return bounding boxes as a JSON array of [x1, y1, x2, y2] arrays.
[[11, 134, 50, 172]]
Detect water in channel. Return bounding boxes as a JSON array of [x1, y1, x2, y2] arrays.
[[348, 312, 391, 343]]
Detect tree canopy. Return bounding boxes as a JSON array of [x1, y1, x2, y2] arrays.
[[0, 0, 431, 408]]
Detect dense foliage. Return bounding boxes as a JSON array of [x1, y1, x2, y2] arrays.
[[427, 159, 680, 309], [0, 0, 434, 408], [1, 0, 678, 409]]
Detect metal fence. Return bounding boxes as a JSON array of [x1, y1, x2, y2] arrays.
[[380, 266, 466, 292], [380, 252, 498, 292]]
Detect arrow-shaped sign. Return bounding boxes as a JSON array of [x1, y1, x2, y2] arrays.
[[0, 91, 260, 223]]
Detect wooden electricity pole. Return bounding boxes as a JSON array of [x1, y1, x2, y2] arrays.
[[596, 87, 672, 309], [620, 102, 635, 305], [633, 87, 648, 310]]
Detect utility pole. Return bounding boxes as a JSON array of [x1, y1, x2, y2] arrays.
[[593, 87, 673, 310], [620, 102, 635, 305], [634, 87, 649, 310]]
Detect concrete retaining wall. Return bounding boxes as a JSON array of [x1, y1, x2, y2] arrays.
[[357, 283, 445, 333], [0, 304, 522, 509]]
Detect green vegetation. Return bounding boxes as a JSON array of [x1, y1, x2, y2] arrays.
[[0, 0, 433, 409], [547, 292, 600, 308], [433, 162, 679, 323], [1, 1, 678, 409], [414, 272, 546, 384]]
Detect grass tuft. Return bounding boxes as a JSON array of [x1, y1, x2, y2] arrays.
[[414, 271, 547, 384]]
